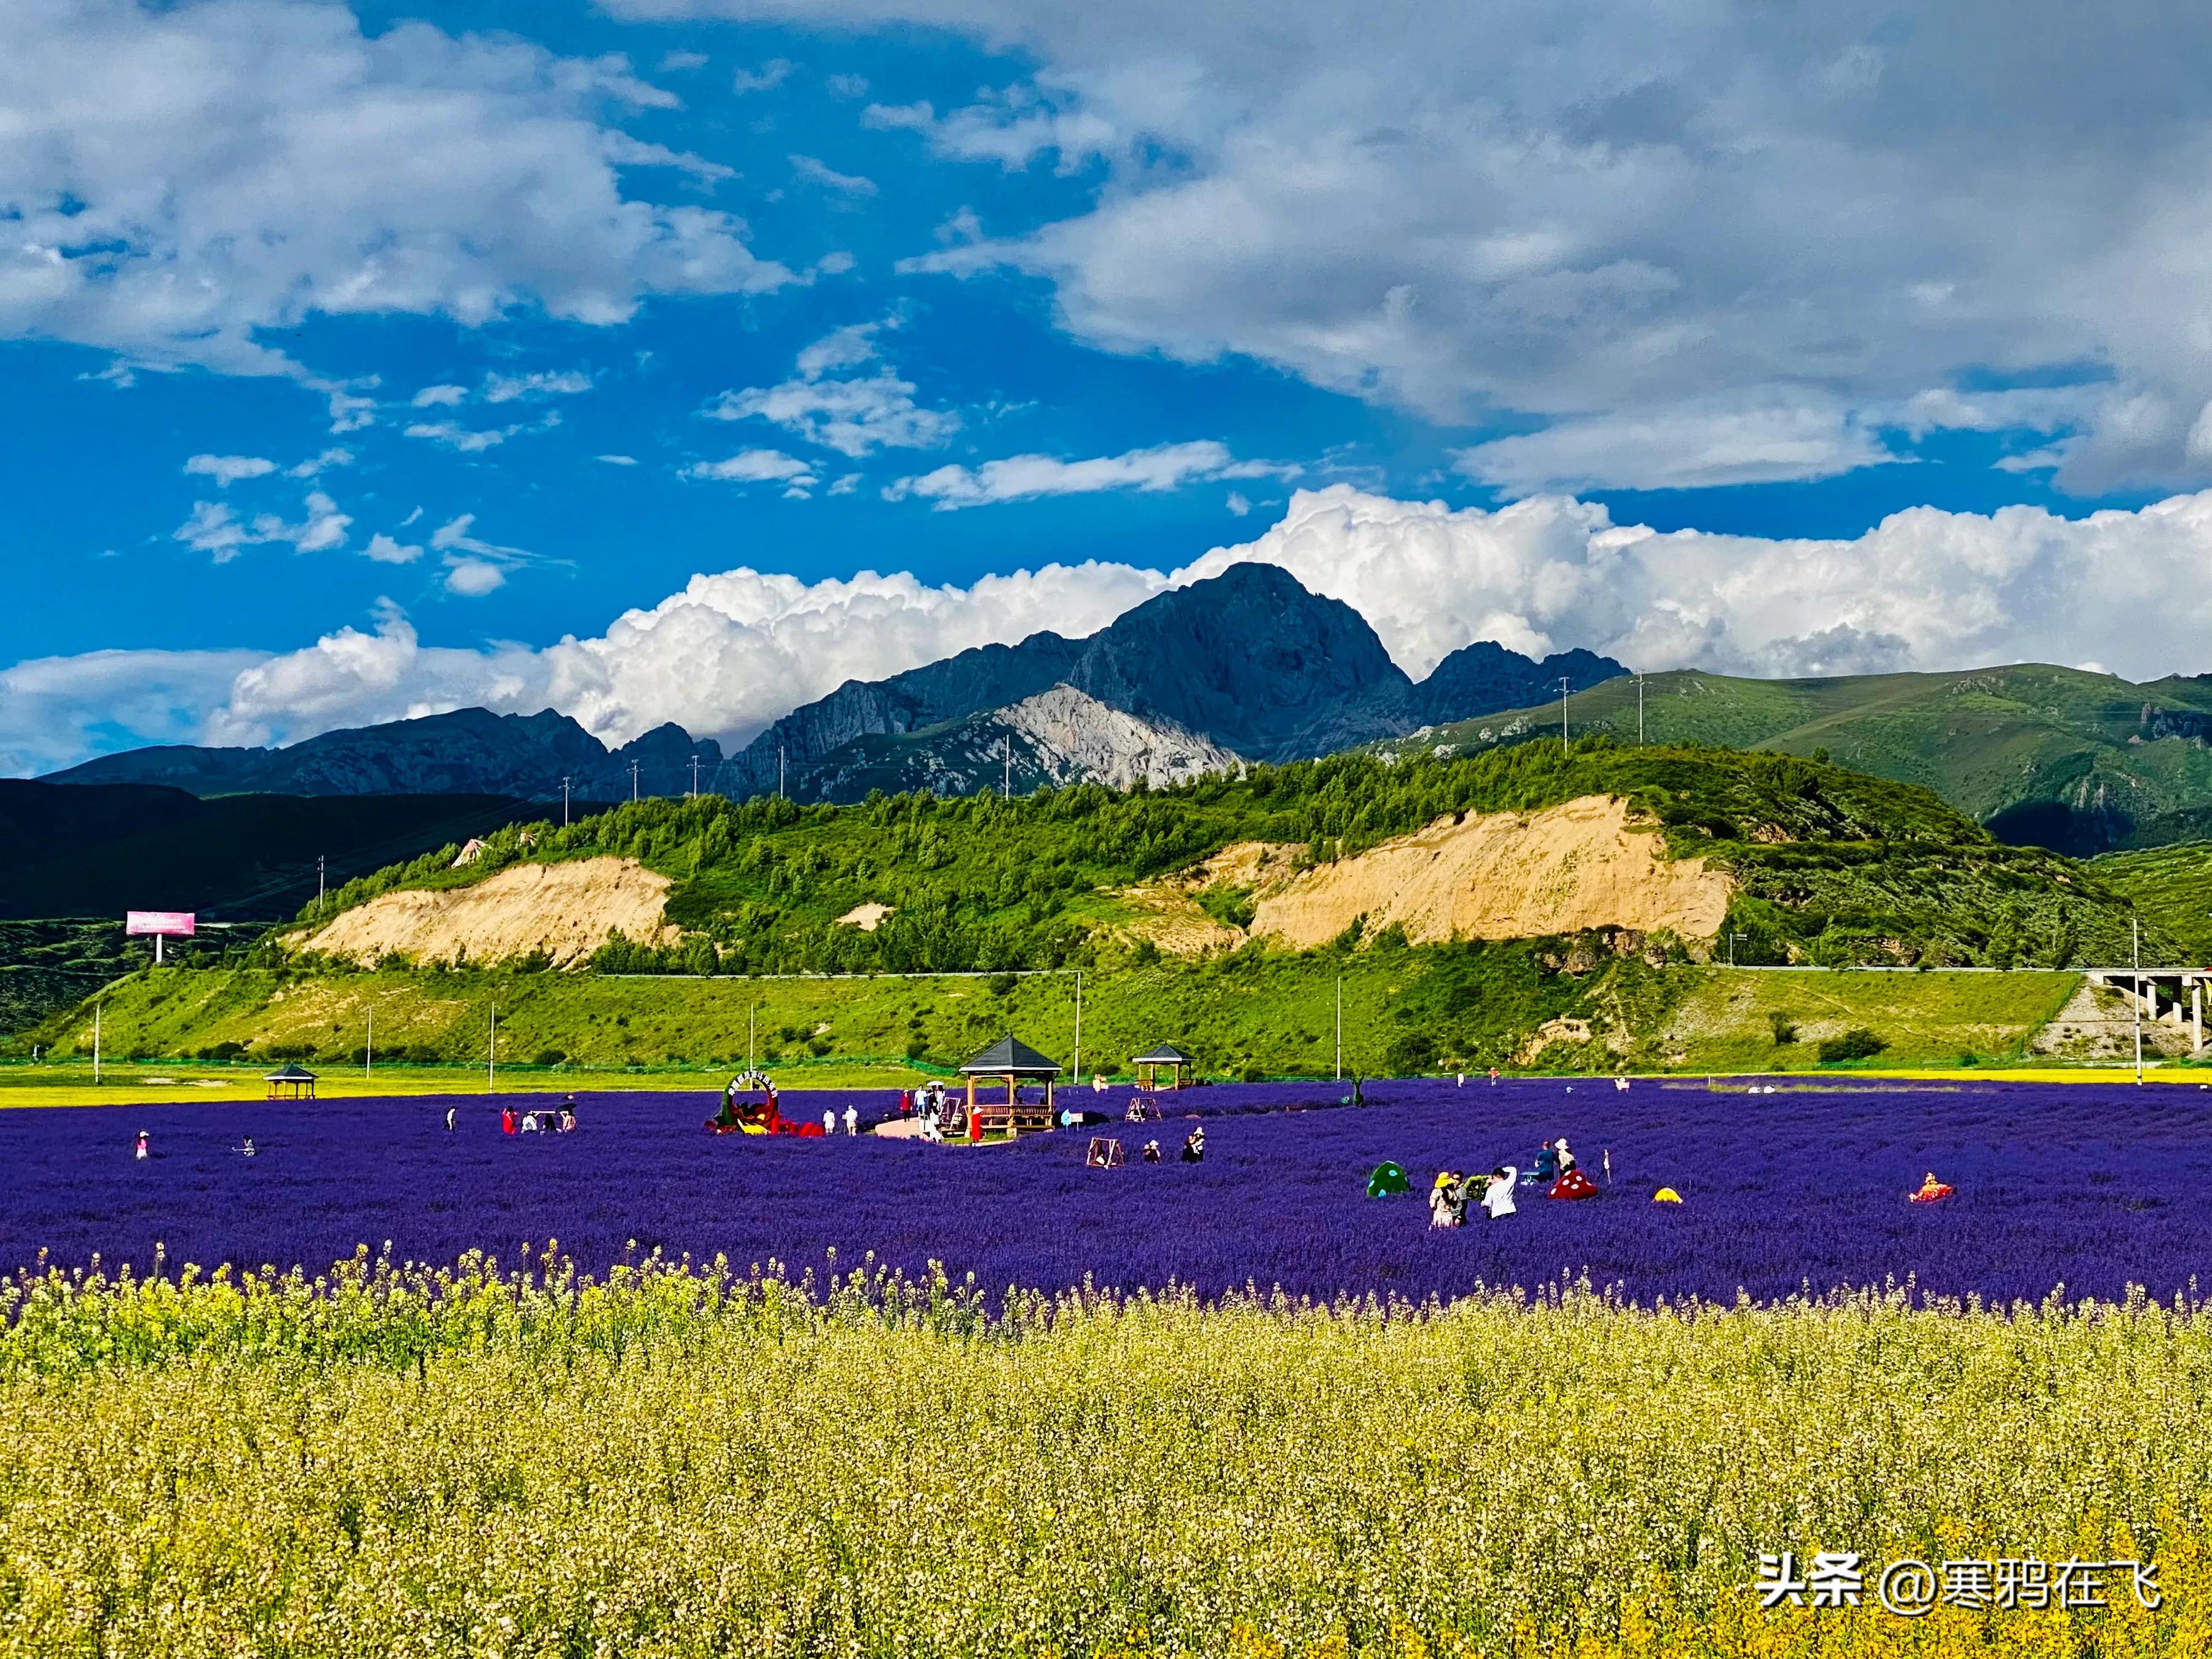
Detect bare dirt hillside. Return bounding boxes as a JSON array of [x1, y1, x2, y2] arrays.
[[1126, 795, 1730, 953], [300, 857, 676, 968]]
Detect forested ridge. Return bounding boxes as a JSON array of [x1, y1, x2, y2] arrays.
[[283, 740, 2165, 975]]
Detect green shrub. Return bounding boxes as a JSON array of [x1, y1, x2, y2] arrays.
[[1768, 1011, 1798, 1045], [1817, 1027, 1886, 1063]]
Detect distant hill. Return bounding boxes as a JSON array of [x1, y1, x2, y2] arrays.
[[1375, 664, 2212, 853], [285, 740, 2165, 976], [728, 563, 1626, 800], [43, 708, 715, 803], [0, 780, 539, 920]]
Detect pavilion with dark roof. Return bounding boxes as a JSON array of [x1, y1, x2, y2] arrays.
[[1129, 1042, 1195, 1091], [959, 1035, 1062, 1135], [264, 1062, 318, 1102]]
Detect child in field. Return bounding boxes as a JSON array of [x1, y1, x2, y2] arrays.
[[134, 1131, 149, 1161]]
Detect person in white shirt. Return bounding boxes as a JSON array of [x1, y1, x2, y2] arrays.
[[1481, 1167, 1518, 1220]]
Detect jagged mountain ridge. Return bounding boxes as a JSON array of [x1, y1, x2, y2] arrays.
[[46, 565, 1626, 806], [45, 708, 719, 803], [734, 563, 1628, 797]]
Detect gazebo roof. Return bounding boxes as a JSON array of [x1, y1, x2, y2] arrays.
[[1131, 1042, 1194, 1065], [263, 1062, 318, 1081], [959, 1035, 1062, 1076]]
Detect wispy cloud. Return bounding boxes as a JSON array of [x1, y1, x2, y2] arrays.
[[885, 440, 1287, 509], [183, 454, 276, 488]]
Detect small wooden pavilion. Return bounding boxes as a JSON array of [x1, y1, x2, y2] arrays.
[[1130, 1042, 1195, 1091], [264, 1062, 318, 1102], [960, 1036, 1062, 1136]]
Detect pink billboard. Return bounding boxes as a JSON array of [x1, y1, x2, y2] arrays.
[[125, 911, 197, 936]]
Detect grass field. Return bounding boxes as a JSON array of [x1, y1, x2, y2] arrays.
[[2, 1261, 2206, 1657], [13, 958, 2105, 1091]]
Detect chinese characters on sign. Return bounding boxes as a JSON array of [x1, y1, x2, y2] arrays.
[[1756, 1551, 2160, 1617]]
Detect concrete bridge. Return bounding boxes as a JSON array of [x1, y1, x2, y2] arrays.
[[2085, 970, 2208, 1055]]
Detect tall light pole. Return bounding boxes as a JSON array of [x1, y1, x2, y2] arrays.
[[317, 855, 326, 916], [2134, 916, 2144, 1086], [366, 1005, 372, 1080], [560, 775, 571, 828], [1559, 677, 1572, 752], [1335, 976, 1343, 1080], [1728, 932, 1746, 967], [779, 746, 786, 799], [630, 759, 640, 803], [689, 753, 700, 799], [488, 1003, 497, 1094], [1004, 739, 1012, 800], [1636, 674, 1645, 745], [1073, 970, 1082, 1085]]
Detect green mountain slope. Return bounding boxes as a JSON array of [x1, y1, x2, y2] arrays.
[[2091, 842, 2212, 962], [290, 741, 2167, 973], [1375, 665, 2212, 853]]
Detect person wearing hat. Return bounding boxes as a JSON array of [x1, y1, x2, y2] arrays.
[[1429, 1171, 1463, 1228], [134, 1130, 150, 1161]]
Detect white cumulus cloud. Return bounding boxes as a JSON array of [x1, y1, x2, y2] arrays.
[[0, 0, 791, 380], [34, 485, 2212, 775], [605, 0, 2212, 494]]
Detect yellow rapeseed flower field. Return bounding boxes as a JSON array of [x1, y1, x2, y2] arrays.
[[0, 1252, 2206, 1657]]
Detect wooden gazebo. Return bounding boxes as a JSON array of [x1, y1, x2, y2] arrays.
[[1131, 1042, 1194, 1091], [264, 1062, 318, 1102], [960, 1036, 1062, 1136]]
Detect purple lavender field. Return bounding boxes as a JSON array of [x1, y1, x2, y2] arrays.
[[6, 1078, 2210, 1304]]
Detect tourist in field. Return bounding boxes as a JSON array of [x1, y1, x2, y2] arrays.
[[823, 1108, 836, 1136], [1910, 1171, 1955, 1204], [520, 1112, 539, 1134], [445, 1106, 457, 1132], [1143, 1139, 1162, 1163], [238, 1136, 256, 1158], [1181, 1124, 1206, 1163], [1482, 1166, 1518, 1220], [1529, 1142, 1558, 1183], [1555, 1138, 1577, 1175], [135, 1130, 149, 1160], [500, 1107, 516, 1135], [1424, 1177, 1460, 1230], [843, 1105, 858, 1136]]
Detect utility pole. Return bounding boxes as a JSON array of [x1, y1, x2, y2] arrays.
[[1073, 970, 1082, 1085], [488, 1003, 497, 1094], [779, 746, 786, 799], [1729, 932, 1745, 967], [630, 759, 640, 803], [1004, 739, 1012, 800], [690, 753, 700, 799], [1335, 976, 1343, 1081], [748, 1003, 756, 1075], [317, 855, 326, 916], [2134, 916, 2144, 1086], [93, 1000, 101, 1085], [366, 1005, 372, 1078], [1636, 674, 1645, 745], [561, 775, 571, 828], [1559, 677, 1572, 752]]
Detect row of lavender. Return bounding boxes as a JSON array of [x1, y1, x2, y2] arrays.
[[4, 1078, 2206, 1306]]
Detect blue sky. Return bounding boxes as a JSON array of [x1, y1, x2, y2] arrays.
[[7, 0, 2212, 772]]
